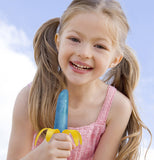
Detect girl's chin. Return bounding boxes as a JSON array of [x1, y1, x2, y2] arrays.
[[66, 78, 88, 87]]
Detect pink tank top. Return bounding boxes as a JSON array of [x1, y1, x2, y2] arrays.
[[31, 85, 116, 160]]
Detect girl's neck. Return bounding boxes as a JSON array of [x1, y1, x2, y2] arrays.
[[67, 79, 107, 109]]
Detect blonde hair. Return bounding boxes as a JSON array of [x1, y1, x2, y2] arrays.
[[28, 0, 152, 159]]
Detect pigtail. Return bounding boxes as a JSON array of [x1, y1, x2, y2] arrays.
[[113, 45, 139, 96], [28, 18, 66, 133], [104, 45, 152, 159]]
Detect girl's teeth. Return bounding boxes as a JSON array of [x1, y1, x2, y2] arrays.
[[72, 62, 90, 70], [74, 65, 85, 70]]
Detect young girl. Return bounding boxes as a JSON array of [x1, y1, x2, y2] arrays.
[[7, 0, 152, 159]]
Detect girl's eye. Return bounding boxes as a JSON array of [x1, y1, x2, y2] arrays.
[[69, 37, 80, 43], [94, 44, 107, 50]]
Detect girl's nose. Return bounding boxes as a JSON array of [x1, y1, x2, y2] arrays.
[[77, 44, 93, 59]]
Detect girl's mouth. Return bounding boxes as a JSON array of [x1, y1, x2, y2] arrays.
[[70, 61, 93, 71]]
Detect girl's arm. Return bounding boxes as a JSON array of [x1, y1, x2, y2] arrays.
[[7, 85, 74, 160], [93, 91, 132, 160], [7, 85, 34, 159]]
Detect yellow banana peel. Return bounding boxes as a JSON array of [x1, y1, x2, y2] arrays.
[[35, 128, 82, 147]]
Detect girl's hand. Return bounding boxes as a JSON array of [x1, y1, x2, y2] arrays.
[[33, 133, 75, 160]]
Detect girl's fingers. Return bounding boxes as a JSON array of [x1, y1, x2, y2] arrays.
[[52, 133, 72, 142], [55, 149, 71, 158], [47, 133, 75, 151], [56, 141, 73, 150], [40, 139, 71, 159]]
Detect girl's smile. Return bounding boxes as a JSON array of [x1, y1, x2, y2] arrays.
[[69, 61, 93, 74]]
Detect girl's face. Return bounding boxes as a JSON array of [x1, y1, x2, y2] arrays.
[[55, 12, 122, 86]]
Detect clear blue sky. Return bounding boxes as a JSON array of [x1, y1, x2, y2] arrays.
[[0, 0, 153, 159]]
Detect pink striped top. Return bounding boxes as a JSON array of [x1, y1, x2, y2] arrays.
[[32, 85, 116, 160]]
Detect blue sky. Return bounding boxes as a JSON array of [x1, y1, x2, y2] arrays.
[[0, 0, 153, 159]]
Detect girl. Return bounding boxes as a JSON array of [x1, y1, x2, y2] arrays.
[[7, 0, 152, 160]]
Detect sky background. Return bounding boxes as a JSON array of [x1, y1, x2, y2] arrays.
[[0, 0, 153, 159]]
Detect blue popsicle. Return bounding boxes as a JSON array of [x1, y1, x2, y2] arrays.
[[54, 89, 69, 133], [35, 89, 82, 147]]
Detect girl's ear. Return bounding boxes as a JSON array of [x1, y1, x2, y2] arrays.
[[109, 54, 123, 68], [55, 33, 60, 51]]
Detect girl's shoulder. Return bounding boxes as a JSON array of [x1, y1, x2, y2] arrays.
[[107, 88, 132, 125], [113, 89, 132, 110]]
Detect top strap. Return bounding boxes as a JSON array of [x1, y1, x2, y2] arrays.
[[96, 85, 116, 124]]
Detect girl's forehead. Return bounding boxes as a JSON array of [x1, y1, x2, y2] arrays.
[[61, 12, 118, 45]]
